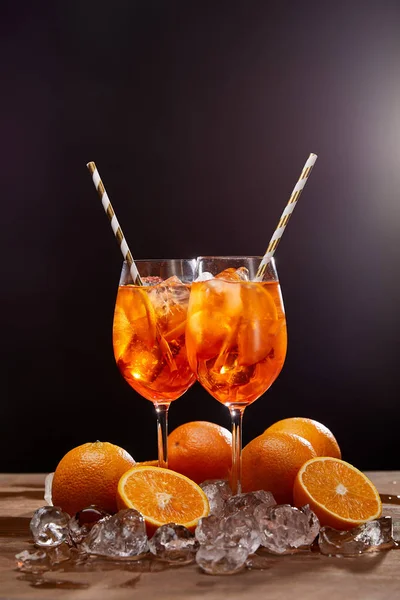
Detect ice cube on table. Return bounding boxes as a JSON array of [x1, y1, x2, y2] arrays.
[[222, 511, 261, 554], [224, 490, 276, 516], [200, 480, 232, 516], [196, 542, 249, 575], [149, 524, 199, 563], [318, 516, 395, 556], [68, 506, 110, 545], [30, 506, 71, 548], [300, 505, 321, 542], [195, 514, 223, 545], [254, 504, 320, 554], [81, 509, 149, 559], [196, 502, 261, 559]]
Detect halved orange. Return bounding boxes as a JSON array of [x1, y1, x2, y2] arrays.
[[293, 457, 382, 530], [116, 466, 210, 535]]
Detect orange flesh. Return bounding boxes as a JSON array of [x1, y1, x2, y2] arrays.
[[118, 467, 209, 526], [300, 459, 381, 520]]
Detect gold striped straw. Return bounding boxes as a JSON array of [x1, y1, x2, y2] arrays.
[[87, 161, 178, 371], [86, 161, 143, 286], [254, 152, 318, 280]]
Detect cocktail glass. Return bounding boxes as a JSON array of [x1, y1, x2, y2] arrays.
[[186, 256, 287, 494], [113, 259, 197, 468]]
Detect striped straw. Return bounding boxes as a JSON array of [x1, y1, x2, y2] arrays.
[[254, 153, 318, 281], [86, 161, 143, 286]]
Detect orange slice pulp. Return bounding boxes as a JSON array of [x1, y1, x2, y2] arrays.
[[293, 457, 382, 530], [116, 466, 210, 535]]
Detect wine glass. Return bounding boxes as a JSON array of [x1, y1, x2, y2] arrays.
[[186, 256, 287, 494], [113, 259, 197, 468]]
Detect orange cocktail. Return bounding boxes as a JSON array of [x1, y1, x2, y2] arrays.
[[114, 278, 195, 402], [113, 260, 196, 468], [186, 270, 286, 407], [185, 257, 287, 493]]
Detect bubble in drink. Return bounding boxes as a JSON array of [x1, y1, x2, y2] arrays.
[[30, 506, 71, 548], [148, 523, 199, 563], [81, 508, 149, 558], [318, 517, 395, 556]]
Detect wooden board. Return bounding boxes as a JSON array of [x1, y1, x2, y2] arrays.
[[0, 472, 399, 599]]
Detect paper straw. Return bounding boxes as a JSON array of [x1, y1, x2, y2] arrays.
[[254, 153, 318, 280], [86, 161, 178, 372], [86, 161, 143, 286]]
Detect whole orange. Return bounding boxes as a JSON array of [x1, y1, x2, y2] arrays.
[[167, 421, 232, 485], [241, 431, 317, 504], [264, 417, 341, 459], [52, 441, 136, 516]]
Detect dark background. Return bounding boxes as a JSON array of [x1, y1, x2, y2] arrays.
[[2, 1, 400, 473]]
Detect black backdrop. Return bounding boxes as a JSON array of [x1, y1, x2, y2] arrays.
[[2, 1, 400, 473]]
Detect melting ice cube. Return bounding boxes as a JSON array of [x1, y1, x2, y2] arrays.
[[254, 503, 320, 554], [200, 480, 232, 516], [149, 523, 198, 563], [318, 517, 395, 556], [81, 509, 149, 558], [196, 543, 249, 575], [30, 506, 71, 548], [68, 506, 110, 546], [224, 490, 276, 517]]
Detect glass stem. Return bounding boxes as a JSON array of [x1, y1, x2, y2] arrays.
[[229, 405, 245, 495], [155, 403, 170, 469]]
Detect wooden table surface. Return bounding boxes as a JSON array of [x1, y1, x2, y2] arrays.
[[0, 472, 399, 600]]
